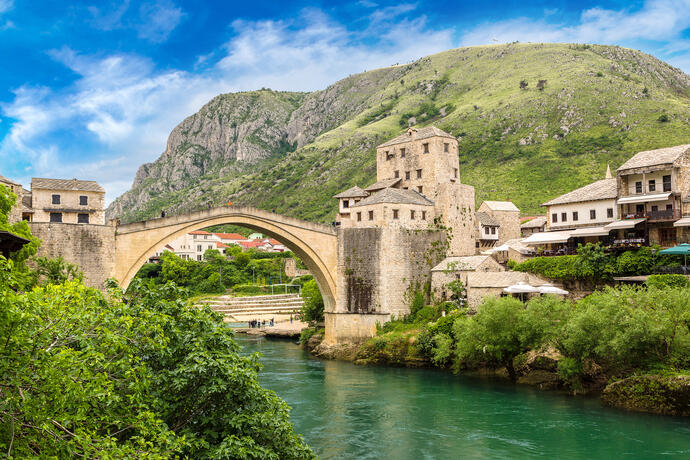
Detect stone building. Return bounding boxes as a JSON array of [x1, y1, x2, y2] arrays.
[[476, 201, 521, 247], [0, 174, 23, 224], [475, 211, 499, 249], [616, 145, 690, 246], [28, 178, 106, 225], [328, 126, 478, 341], [430, 255, 504, 300], [465, 271, 549, 311], [520, 216, 546, 236]]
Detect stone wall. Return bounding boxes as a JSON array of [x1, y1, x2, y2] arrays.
[[335, 226, 446, 321], [1, 182, 23, 224], [436, 183, 476, 256], [30, 222, 116, 288]]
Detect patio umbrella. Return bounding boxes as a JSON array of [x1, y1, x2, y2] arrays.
[[536, 283, 569, 295], [504, 282, 538, 294], [658, 243, 690, 268]]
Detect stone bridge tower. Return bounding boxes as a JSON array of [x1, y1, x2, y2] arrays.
[[327, 127, 476, 344]]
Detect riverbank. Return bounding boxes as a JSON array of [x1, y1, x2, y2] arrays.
[[234, 320, 309, 339]]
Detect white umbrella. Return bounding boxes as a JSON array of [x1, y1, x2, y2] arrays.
[[503, 282, 538, 294], [537, 283, 569, 295]]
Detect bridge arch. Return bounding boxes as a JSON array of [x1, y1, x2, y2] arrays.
[[113, 206, 338, 312]]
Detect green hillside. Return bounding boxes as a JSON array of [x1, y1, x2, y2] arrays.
[[108, 43, 690, 223]]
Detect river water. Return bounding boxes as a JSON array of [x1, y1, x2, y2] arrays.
[[235, 335, 689, 460]]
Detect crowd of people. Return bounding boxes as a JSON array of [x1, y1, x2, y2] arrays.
[[248, 318, 274, 328]]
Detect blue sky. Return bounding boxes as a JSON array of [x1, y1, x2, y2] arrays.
[[1, 0, 689, 202]]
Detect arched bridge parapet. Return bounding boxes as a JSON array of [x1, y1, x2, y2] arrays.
[[113, 206, 338, 312]]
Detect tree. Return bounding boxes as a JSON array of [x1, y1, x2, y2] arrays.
[[519, 80, 528, 90], [0, 264, 315, 458], [453, 296, 557, 381], [300, 279, 324, 324], [35, 256, 83, 285]]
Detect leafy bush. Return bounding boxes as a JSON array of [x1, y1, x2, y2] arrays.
[[410, 290, 425, 317], [645, 274, 689, 289], [431, 333, 454, 366], [0, 264, 314, 458], [300, 279, 324, 324]]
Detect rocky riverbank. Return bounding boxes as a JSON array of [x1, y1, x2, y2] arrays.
[[234, 320, 308, 339]]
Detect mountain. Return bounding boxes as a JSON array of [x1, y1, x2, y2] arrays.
[[107, 43, 690, 223]]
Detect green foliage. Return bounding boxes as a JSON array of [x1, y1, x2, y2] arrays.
[[431, 333, 454, 366], [0, 185, 40, 287], [658, 113, 669, 122], [575, 243, 615, 280], [645, 274, 689, 289], [35, 256, 83, 285], [0, 263, 314, 458], [513, 254, 582, 280], [410, 290, 425, 317], [300, 279, 324, 324], [446, 279, 466, 302], [298, 327, 320, 344]]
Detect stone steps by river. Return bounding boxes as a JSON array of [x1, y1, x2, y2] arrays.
[[196, 294, 303, 321]]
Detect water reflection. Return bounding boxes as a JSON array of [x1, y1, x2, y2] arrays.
[[237, 335, 690, 460]]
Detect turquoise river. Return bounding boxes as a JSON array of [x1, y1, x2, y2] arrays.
[[235, 334, 689, 460]]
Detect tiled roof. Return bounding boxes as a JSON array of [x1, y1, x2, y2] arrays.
[[481, 201, 519, 212], [31, 177, 105, 193], [267, 238, 282, 245], [214, 233, 246, 240], [520, 216, 547, 229], [0, 174, 20, 186], [617, 144, 690, 172], [217, 242, 229, 248], [189, 230, 210, 235], [542, 178, 617, 206], [377, 126, 456, 148], [476, 212, 499, 227], [333, 186, 369, 199], [431, 255, 495, 272], [466, 271, 531, 288], [364, 178, 401, 192], [353, 187, 434, 207]]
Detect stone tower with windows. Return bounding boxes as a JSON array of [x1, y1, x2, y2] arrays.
[[328, 127, 477, 343]]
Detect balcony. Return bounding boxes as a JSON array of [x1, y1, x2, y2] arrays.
[[622, 209, 679, 222]]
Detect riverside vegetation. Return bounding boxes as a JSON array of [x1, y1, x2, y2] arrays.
[[0, 186, 314, 458], [304, 261, 690, 416], [108, 43, 690, 223]]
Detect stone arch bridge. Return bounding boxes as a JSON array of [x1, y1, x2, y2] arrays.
[[113, 206, 338, 312]]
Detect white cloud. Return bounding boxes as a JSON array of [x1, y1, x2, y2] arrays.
[[137, 0, 184, 43], [0, 6, 454, 203], [0, 0, 13, 14], [460, 0, 690, 69]]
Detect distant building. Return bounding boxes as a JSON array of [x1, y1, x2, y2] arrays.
[[476, 201, 521, 247], [29, 178, 106, 225], [214, 232, 249, 246], [520, 216, 546, 237], [430, 255, 504, 300]]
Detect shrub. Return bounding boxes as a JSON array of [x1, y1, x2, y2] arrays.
[[431, 333, 454, 366], [658, 113, 669, 122], [300, 279, 324, 324], [410, 290, 425, 317], [645, 274, 689, 289]]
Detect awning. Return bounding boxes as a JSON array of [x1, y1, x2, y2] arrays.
[[569, 226, 610, 237], [522, 230, 573, 245], [617, 192, 671, 205], [674, 217, 690, 227], [604, 218, 646, 230]]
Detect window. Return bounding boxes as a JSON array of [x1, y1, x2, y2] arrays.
[[405, 171, 410, 180], [552, 213, 558, 223], [197, 255, 202, 261], [410, 210, 415, 220], [663, 175, 672, 192], [77, 213, 89, 224], [651, 205, 658, 212], [666, 204, 673, 211], [368, 210, 374, 221], [648, 180, 656, 192], [572, 211, 578, 221], [394, 170, 399, 178], [208, 245, 213, 250], [49, 212, 62, 223], [590, 209, 596, 219], [454, 168, 458, 179], [635, 181, 642, 194], [636, 204, 644, 214], [204, 235, 208, 239], [357, 212, 362, 222], [400, 148, 406, 157], [417, 186, 423, 193], [197, 245, 202, 251], [423, 143, 429, 153], [607, 208, 614, 218], [385, 151, 393, 160], [421, 211, 427, 220], [560, 212, 566, 222], [52, 194, 60, 205], [491, 227, 496, 235], [343, 200, 349, 208], [416, 169, 422, 179], [79, 195, 88, 205], [485, 226, 490, 235], [393, 209, 399, 219], [443, 143, 449, 153]]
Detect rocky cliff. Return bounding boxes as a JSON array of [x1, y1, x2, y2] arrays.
[[108, 43, 690, 223]]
